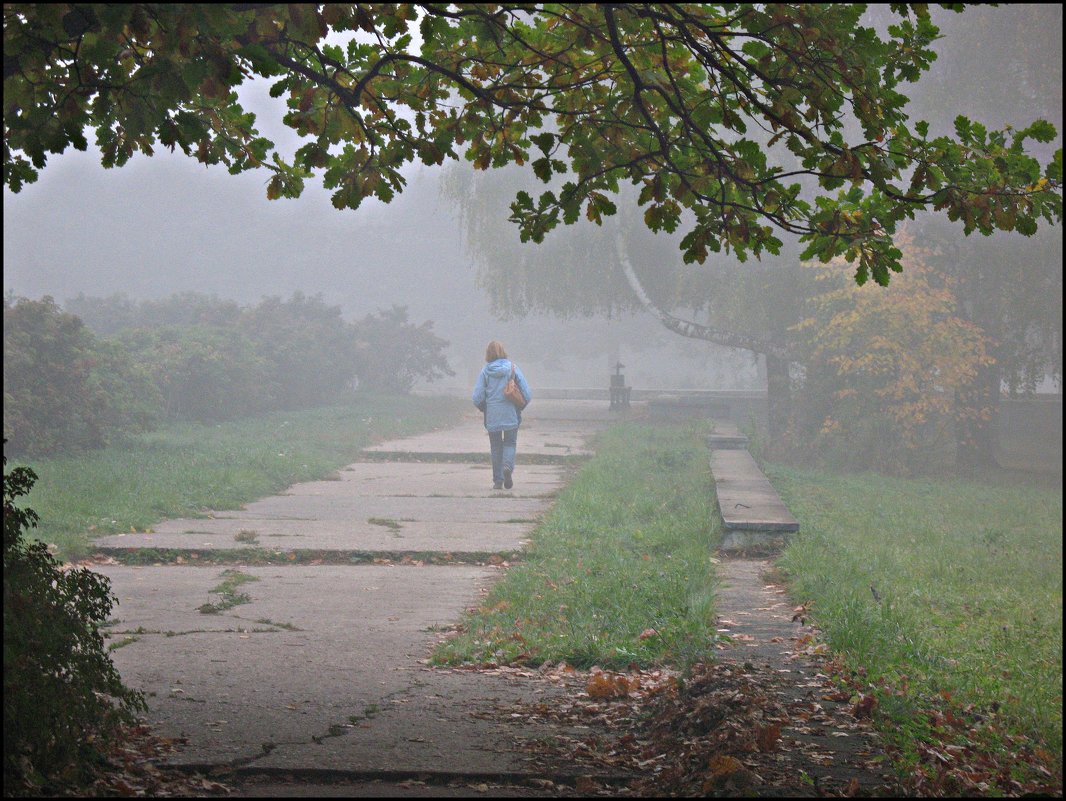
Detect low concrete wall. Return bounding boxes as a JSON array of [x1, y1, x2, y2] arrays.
[[998, 396, 1062, 472], [529, 388, 770, 429], [706, 424, 798, 554], [416, 386, 768, 426]]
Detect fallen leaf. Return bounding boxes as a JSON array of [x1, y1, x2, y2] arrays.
[[587, 670, 641, 699], [575, 776, 599, 794], [707, 759, 741, 776], [851, 693, 877, 719], [756, 723, 781, 752]]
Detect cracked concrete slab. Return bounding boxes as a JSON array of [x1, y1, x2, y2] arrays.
[[289, 463, 566, 498], [94, 519, 536, 554], [100, 565, 577, 773], [95, 487, 557, 554], [227, 494, 552, 522]]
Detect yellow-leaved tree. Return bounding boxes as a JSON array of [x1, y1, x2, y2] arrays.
[[791, 230, 994, 475]]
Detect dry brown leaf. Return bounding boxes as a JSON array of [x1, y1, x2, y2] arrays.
[[574, 776, 600, 794], [707, 754, 745, 778], [756, 723, 782, 752]]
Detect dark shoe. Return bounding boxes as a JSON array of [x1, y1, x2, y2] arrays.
[[493, 482, 503, 490], [503, 468, 513, 489]]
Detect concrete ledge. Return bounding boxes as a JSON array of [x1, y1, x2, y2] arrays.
[[707, 434, 749, 449], [706, 421, 749, 450], [709, 449, 798, 553], [718, 529, 794, 554]]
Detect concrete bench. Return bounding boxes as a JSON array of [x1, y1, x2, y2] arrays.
[[709, 445, 798, 553]]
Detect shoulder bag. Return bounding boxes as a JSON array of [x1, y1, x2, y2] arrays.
[[504, 363, 528, 410]]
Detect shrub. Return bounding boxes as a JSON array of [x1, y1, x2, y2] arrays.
[[351, 305, 454, 393], [117, 324, 271, 421], [239, 292, 359, 409], [789, 231, 993, 475], [3, 451, 146, 792], [9, 292, 456, 450], [3, 296, 160, 458], [65, 291, 242, 337]]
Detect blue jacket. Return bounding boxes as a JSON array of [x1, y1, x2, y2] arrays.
[[472, 358, 532, 432]]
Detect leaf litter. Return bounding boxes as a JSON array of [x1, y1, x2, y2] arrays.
[[472, 647, 1061, 797], [480, 659, 901, 796], [14, 721, 233, 797]]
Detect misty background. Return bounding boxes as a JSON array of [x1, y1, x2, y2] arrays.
[[3, 5, 1062, 397]]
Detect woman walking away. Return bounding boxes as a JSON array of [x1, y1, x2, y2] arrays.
[[472, 341, 532, 490]]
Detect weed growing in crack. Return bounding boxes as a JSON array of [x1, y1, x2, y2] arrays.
[[198, 569, 259, 614]]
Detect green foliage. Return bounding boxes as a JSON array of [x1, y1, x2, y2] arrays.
[[350, 305, 455, 393], [3, 4, 1060, 283], [64, 292, 242, 337], [3, 296, 160, 458], [117, 324, 271, 422], [74, 291, 358, 419], [3, 452, 146, 792], [237, 292, 358, 409]]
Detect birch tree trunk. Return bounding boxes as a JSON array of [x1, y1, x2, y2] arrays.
[[615, 233, 793, 440]]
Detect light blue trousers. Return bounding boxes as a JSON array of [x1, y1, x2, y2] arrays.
[[488, 428, 518, 484]]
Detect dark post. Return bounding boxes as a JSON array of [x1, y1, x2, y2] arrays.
[[609, 362, 631, 410]]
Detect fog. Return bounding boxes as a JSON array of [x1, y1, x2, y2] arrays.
[[3, 5, 1061, 405], [1, 85, 761, 393]]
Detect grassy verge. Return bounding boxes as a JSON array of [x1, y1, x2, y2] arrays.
[[10, 393, 467, 561], [770, 463, 1063, 772], [431, 422, 721, 670]]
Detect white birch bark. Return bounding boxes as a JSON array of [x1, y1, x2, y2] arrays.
[[615, 232, 793, 361]]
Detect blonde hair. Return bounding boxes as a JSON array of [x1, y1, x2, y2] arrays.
[[485, 340, 508, 362]]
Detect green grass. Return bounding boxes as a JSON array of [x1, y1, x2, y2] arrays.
[[10, 394, 467, 561], [198, 569, 259, 614], [770, 463, 1063, 767], [431, 422, 721, 670]]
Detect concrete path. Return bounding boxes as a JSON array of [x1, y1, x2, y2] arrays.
[[712, 558, 897, 795], [93, 400, 631, 793]]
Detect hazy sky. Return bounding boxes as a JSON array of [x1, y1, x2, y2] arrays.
[[3, 75, 418, 299]]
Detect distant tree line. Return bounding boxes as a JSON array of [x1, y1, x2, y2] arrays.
[[3, 292, 453, 458]]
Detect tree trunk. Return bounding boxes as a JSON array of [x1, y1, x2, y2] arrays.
[[765, 354, 791, 444], [956, 363, 1002, 476], [952, 242, 1003, 476], [616, 235, 793, 361], [615, 233, 795, 445]]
